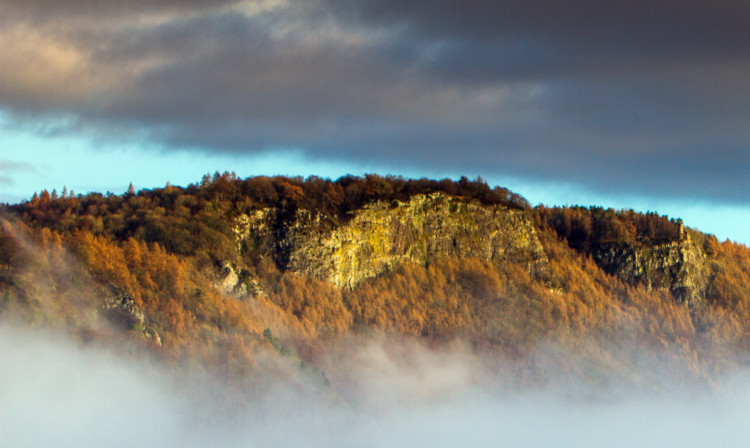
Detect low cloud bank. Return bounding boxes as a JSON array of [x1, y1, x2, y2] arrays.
[[3, 324, 750, 448]]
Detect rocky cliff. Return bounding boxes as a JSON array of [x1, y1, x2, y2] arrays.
[[234, 193, 549, 288], [588, 234, 709, 305], [232, 192, 712, 303]]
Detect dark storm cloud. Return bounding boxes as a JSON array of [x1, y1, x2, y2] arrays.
[[329, 0, 750, 61], [1, 0, 749, 202]]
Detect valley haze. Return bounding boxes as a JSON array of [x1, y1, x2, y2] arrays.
[[5, 323, 750, 448]]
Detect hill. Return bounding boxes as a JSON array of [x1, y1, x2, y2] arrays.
[[2, 173, 749, 392]]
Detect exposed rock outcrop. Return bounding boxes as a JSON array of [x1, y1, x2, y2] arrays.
[[216, 263, 251, 297], [102, 293, 145, 329], [589, 233, 709, 305], [101, 292, 161, 345], [234, 193, 548, 288]]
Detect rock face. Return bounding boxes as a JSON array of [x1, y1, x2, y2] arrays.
[[233, 193, 710, 303], [234, 193, 549, 288], [589, 234, 709, 305], [101, 292, 162, 345], [102, 293, 145, 328], [216, 263, 249, 297]]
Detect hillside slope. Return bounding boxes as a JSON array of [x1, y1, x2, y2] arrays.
[[2, 174, 749, 390]]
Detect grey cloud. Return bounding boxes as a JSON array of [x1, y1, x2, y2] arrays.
[[1, 0, 749, 203], [328, 0, 750, 60], [0, 159, 35, 186], [0, 161, 35, 187], [0, 161, 35, 173], [1, 0, 242, 23]]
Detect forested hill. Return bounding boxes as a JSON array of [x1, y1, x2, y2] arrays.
[[1, 173, 749, 390], [5, 173, 528, 256]]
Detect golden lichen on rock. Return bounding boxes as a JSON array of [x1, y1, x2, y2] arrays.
[[234, 192, 549, 288]]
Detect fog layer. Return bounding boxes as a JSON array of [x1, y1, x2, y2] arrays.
[[3, 324, 750, 448]]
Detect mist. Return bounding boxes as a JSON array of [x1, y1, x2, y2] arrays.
[[3, 324, 750, 448]]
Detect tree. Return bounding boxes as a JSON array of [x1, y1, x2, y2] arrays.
[[39, 189, 51, 206], [0, 229, 19, 274]]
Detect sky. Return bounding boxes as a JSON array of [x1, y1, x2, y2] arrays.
[[1, 0, 749, 243]]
